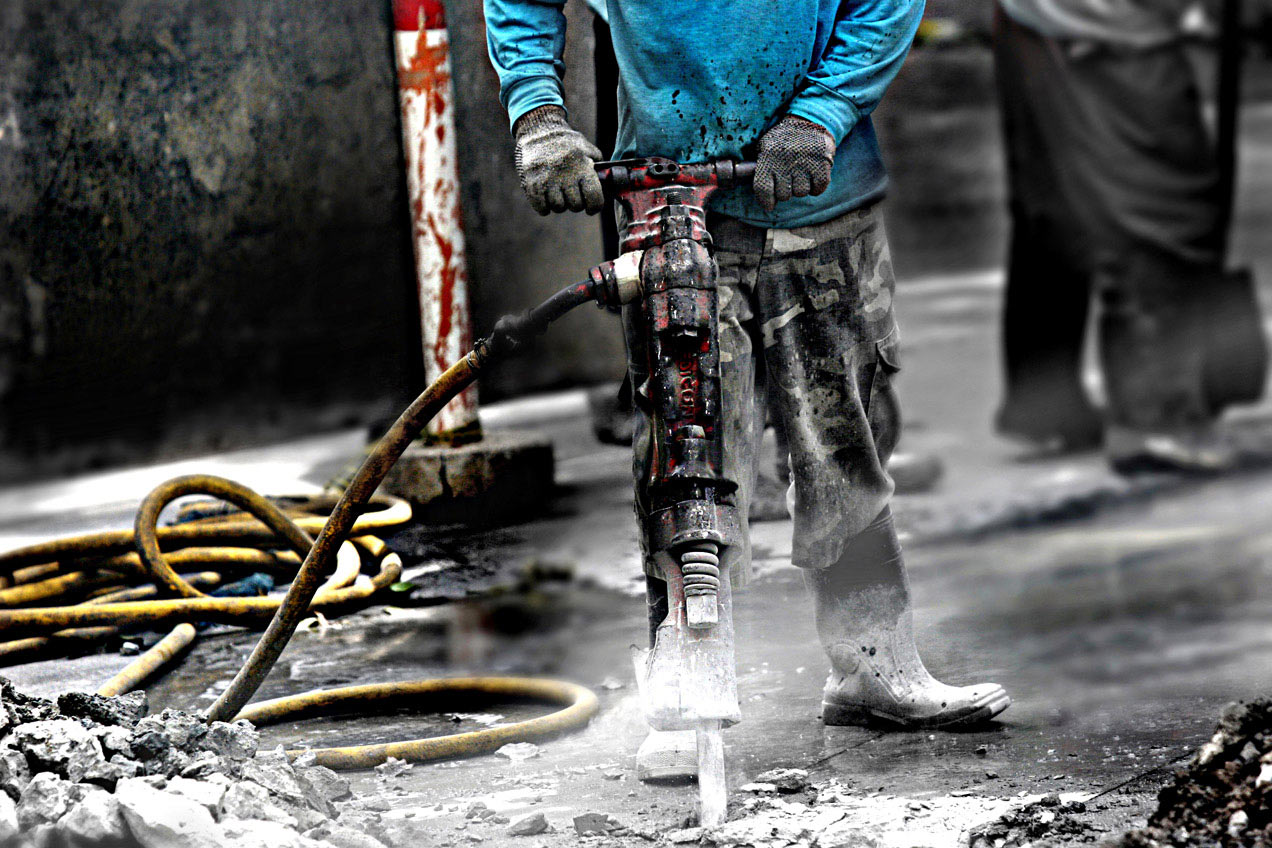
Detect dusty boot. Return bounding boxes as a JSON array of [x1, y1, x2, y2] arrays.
[[1106, 424, 1237, 475], [1098, 250, 1228, 475], [808, 508, 1011, 728], [636, 730, 697, 781]]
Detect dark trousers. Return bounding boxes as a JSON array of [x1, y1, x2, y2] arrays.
[[993, 10, 1229, 435]]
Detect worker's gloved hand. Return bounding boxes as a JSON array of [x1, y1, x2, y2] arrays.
[[753, 115, 836, 212], [513, 105, 606, 216]]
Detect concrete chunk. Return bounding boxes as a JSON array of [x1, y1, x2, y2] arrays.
[[57, 691, 148, 728], [305, 821, 389, 848], [14, 720, 106, 782], [166, 776, 227, 814], [17, 772, 75, 828], [221, 817, 324, 848], [755, 768, 810, 793], [0, 748, 31, 800], [201, 720, 259, 761], [58, 789, 128, 844], [0, 792, 16, 843], [508, 812, 549, 836], [220, 781, 297, 828], [116, 777, 220, 848], [296, 765, 352, 804]]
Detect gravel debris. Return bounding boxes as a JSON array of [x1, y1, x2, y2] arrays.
[[703, 788, 1024, 848], [496, 742, 541, 762], [967, 793, 1097, 847], [1116, 699, 1272, 847], [0, 676, 396, 847], [573, 811, 622, 835], [508, 811, 550, 836], [374, 756, 412, 780], [754, 768, 810, 793]]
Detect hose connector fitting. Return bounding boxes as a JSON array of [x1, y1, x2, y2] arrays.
[[590, 250, 645, 309]]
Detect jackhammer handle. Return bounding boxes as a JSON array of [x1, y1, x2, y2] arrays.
[[593, 158, 757, 190]]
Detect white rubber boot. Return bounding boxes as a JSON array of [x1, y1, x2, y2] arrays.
[[636, 729, 697, 781], [809, 508, 1011, 729]]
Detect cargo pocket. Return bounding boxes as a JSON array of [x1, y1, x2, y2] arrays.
[[866, 331, 902, 461]]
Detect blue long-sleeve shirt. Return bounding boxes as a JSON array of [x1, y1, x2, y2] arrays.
[[484, 0, 924, 228]]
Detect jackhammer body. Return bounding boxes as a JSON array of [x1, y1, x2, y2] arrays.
[[589, 158, 752, 824]]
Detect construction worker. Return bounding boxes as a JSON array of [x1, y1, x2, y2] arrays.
[[993, 0, 1265, 470], [483, 0, 1011, 780]]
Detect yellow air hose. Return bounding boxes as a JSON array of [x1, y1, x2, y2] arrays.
[[0, 293, 606, 766]]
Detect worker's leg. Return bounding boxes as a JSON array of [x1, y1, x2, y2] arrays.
[[992, 9, 1101, 449], [1058, 38, 1232, 470], [756, 204, 1010, 728], [997, 220, 1101, 449], [629, 217, 766, 779], [1000, 19, 1234, 470]]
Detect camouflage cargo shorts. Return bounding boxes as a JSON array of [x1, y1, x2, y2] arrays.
[[625, 203, 902, 586]]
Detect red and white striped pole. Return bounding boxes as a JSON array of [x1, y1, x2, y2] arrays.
[[392, 0, 481, 443]]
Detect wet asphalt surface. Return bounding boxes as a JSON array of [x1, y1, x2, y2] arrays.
[[9, 264, 1272, 844], [11, 458, 1263, 846], [9, 260, 1272, 843]]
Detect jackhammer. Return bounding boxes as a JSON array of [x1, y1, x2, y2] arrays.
[[0, 156, 753, 827], [595, 157, 751, 826]]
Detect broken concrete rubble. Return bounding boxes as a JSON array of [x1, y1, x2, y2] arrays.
[[221, 816, 324, 848], [700, 787, 1028, 848], [16, 772, 75, 828], [0, 792, 16, 842], [374, 755, 411, 780], [0, 677, 396, 848], [15, 720, 106, 783], [0, 679, 59, 726], [754, 768, 810, 793], [56, 787, 128, 844], [573, 811, 623, 835], [1116, 699, 1272, 847], [508, 810, 549, 836], [496, 742, 541, 762], [58, 691, 148, 728], [167, 773, 228, 813], [202, 718, 261, 761], [133, 708, 208, 752], [244, 748, 332, 815], [305, 820, 389, 848], [0, 747, 30, 799], [116, 777, 222, 848], [966, 793, 1097, 848], [301, 764, 353, 804]]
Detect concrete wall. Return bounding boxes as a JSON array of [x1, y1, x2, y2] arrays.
[[0, 0, 622, 482]]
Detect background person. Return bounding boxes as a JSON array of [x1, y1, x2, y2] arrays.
[[993, 0, 1266, 471]]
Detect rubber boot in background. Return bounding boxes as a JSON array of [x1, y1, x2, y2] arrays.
[[1098, 250, 1235, 474]]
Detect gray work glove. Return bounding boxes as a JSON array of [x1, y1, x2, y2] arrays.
[[753, 115, 836, 212], [513, 105, 606, 216]]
